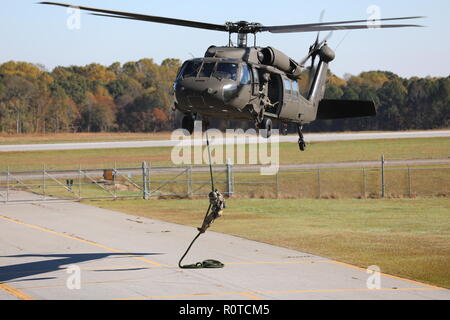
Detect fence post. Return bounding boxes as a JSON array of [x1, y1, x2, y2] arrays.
[[142, 161, 149, 200], [275, 171, 280, 199], [226, 160, 234, 197], [187, 166, 193, 196], [362, 168, 367, 199], [408, 167, 412, 198], [317, 168, 321, 199], [381, 155, 386, 198], [147, 162, 151, 199], [113, 162, 117, 200]]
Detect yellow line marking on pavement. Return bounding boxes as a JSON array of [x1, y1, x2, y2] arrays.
[[329, 260, 443, 290], [80, 265, 151, 271], [120, 291, 257, 301], [226, 260, 330, 266], [120, 287, 443, 301], [15, 279, 135, 290], [258, 287, 440, 295], [0, 215, 162, 267], [1, 216, 444, 297], [239, 292, 264, 300], [157, 260, 331, 268], [0, 282, 34, 300]]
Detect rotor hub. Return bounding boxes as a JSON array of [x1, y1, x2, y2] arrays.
[[225, 21, 262, 34]]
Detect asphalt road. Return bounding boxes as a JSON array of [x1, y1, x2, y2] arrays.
[[0, 191, 449, 300], [0, 130, 449, 152]]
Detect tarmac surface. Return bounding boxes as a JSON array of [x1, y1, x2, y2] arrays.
[[0, 130, 449, 152], [0, 191, 449, 300]]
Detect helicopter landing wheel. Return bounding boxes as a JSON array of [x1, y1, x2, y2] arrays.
[[258, 117, 273, 139], [182, 114, 196, 135], [281, 123, 289, 136]]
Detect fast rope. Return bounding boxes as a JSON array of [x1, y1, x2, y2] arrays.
[[178, 128, 225, 269]]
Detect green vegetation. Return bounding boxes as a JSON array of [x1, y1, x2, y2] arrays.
[[0, 132, 171, 145], [0, 137, 449, 171], [0, 146, 173, 171], [0, 61, 448, 135], [310, 71, 450, 133], [88, 197, 450, 288]]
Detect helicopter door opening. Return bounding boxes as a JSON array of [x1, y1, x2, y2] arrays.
[[266, 74, 283, 115]]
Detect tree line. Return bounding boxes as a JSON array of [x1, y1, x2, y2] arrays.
[[0, 60, 448, 134], [0, 59, 180, 134], [306, 71, 449, 132]]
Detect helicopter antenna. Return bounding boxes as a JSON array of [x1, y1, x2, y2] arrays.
[[335, 30, 351, 52]]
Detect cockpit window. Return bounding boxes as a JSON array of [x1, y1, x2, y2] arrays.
[[214, 63, 238, 81], [292, 81, 300, 97], [240, 64, 251, 85], [198, 62, 216, 78], [181, 61, 202, 78]]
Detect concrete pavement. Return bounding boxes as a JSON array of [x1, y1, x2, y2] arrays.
[[0, 191, 449, 300], [0, 130, 449, 152]]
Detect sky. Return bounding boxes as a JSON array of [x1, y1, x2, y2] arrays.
[[1, 0, 449, 79]]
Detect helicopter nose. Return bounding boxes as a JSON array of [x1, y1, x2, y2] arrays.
[[203, 87, 223, 104], [176, 80, 224, 108]]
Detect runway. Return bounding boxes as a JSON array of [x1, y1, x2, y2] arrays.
[[0, 191, 449, 300], [0, 130, 449, 152]]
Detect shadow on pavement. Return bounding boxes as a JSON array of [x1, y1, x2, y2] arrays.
[[0, 253, 164, 283]]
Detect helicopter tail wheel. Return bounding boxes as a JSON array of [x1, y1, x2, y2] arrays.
[[259, 118, 273, 139], [182, 115, 196, 135]]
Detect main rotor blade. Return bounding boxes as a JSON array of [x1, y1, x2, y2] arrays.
[[315, 10, 326, 45], [299, 52, 314, 67], [261, 16, 425, 33], [266, 23, 424, 34], [39, 2, 228, 32]]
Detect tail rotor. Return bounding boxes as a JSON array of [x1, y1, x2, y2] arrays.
[[300, 11, 334, 88]]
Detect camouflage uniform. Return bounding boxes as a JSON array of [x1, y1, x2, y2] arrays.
[[198, 190, 226, 234]]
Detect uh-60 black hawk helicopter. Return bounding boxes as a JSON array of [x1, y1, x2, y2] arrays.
[[42, 2, 424, 151]]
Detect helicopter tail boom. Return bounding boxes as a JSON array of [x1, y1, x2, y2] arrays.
[[307, 60, 329, 105]]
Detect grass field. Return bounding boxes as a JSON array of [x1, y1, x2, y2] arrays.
[[2, 132, 449, 288], [0, 137, 449, 171], [0, 132, 172, 145], [88, 197, 450, 288]]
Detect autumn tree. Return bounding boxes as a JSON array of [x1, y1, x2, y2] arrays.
[[0, 60, 447, 134]]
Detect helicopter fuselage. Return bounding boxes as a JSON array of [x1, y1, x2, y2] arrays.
[[173, 46, 323, 127], [39, 2, 417, 149]]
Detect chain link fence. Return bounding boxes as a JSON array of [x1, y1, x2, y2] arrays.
[[0, 162, 448, 203]]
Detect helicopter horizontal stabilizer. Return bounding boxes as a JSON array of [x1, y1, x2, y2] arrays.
[[317, 99, 376, 120]]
